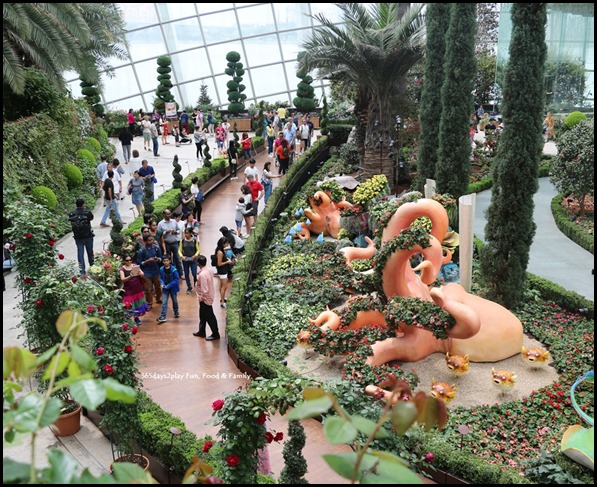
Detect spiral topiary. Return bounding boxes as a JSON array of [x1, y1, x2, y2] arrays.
[[279, 420, 308, 484], [109, 210, 125, 256], [203, 144, 212, 168], [225, 51, 246, 115], [293, 58, 317, 114], [154, 55, 175, 114], [80, 78, 104, 117], [143, 184, 155, 218], [31, 186, 58, 210], [171, 155, 183, 189], [63, 163, 83, 189]]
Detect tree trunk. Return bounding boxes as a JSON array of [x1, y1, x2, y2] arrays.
[[363, 144, 393, 183]]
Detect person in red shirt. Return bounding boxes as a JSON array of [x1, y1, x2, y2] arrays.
[[246, 174, 264, 215], [240, 132, 252, 160]]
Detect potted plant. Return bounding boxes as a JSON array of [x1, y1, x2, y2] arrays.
[[51, 391, 83, 437], [106, 401, 150, 473]]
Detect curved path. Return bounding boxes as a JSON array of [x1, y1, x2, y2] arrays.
[[474, 177, 594, 300]]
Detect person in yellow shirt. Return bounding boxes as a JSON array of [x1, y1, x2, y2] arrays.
[[277, 106, 287, 126], [543, 112, 556, 142]]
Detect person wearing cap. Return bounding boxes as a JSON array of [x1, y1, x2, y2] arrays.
[[244, 158, 259, 183], [219, 226, 245, 255]]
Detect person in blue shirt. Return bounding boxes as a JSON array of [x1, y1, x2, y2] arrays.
[[179, 110, 190, 135], [137, 234, 163, 307], [138, 159, 156, 201], [157, 256, 180, 323]]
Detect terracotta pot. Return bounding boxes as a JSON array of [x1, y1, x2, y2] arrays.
[[51, 403, 82, 436], [110, 453, 150, 473]]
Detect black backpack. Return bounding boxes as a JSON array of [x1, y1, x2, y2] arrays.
[[69, 211, 92, 239]]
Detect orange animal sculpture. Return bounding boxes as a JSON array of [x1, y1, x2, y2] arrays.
[[446, 353, 470, 376], [492, 368, 517, 392], [293, 190, 353, 239], [305, 198, 524, 371], [521, 346, 550, 367], [430, 379, 457, 403]]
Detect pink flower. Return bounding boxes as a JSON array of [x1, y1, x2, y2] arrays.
[[124, 345, 133, 353], [212, 399, 225, 411], [35, 299, 43, 307], [226, 455, 239, 467], [265, 432, 274, 443], [122, 323, 129, 331], [86, 305, 95, 313], [58, 254, 65, 260], [24, 277, 32, 284], [202, 441, 213, 453], [131, 326, 138, 335], [96, 347, 105, 356], [124, 302, 132, 309], [256, 413, 267, 424], [424, 453, 435, 463], [204, 476, 223, 484], [104, 364, 114, 374], [24, 233, 32, 239], [274, 432, 283, 442]]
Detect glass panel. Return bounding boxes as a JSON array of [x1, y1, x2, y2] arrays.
[[249, 65, 291, 101], [163, 18, 203, 52], [103, 53, 131, 70], [237, 4, 275, 37], [170, 48, 209, 86], [66, 79, 82, 99], [127, 26, 165, 62], [102, 66, 140, 101], [133, 59, 163, 93], [244, 35, 283, 68], [196, 3, 234, 15], [310, 3, 343, 24], [179, 78, 219, 109], [278, 30, 312, 62], [118, 3, 159, 29], [107, 95, 146, 113], [272, 4, 312, 31], [156, 3, 196, 22], [201, 11, 240, 42]]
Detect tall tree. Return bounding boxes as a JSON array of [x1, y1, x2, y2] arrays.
[[480, 3, 547, 308], [3, 3, 127, 95], [225, 51, 246, 115], [196, 82, 213, 111], [300, 3, 426, 180], [436, 4, 477, 201], [154, 55, 175, 113], [415, 3, 451, 191]]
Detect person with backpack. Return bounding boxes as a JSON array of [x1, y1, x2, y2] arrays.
[[276, 137, 291, 175], [190, 176, 205, 225], [69, 198, 94, 275]]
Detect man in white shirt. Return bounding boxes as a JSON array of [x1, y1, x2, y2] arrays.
[[243, 158, 259, 183]]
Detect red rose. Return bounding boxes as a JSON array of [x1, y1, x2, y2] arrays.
[[265, 432, 274, 443], [274, 432, 283, 442], [48, 240, 55, 247], [226, 455, 239, 467], [124, 345, 133, 353], [58, 254, 65, 260], [202, 441, 213, 453], [24, 277, 32, 284], [71, 276, 78, 283], [124, 302, 132, 309], [256, 412, 267, 424], [25, 233, 32, 239], [212, 399, 225, 411], [104, 364, 114, 374], [122, 323, 129, 331], [98, 305, 104, 314], [35, 299, 43, 307], [96, 347, 105, 356], [131, 326, 139, 335], [424, 452, 435, 463], [86, 305, 95, 313]]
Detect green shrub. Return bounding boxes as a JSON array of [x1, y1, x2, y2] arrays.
[[31, 185, 58, 210], [63, 163, 83, 189], [565, 111, 587, 128], [328, 124, 353, 146], [550, 194, 594, 254], [77, 148, 97, 167], [84, 137, 101, 156], [252, 135, 264, 148]]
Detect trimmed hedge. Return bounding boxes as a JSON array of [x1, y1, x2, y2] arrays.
[[328, 124, 353, 146], [63, 163, 83, 188], [31, 185, 58, 209], [551, 193, 594, 254]]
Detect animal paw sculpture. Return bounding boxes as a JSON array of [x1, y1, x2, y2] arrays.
[[292, 191, 353, 239], [302, 198, 524, 391]]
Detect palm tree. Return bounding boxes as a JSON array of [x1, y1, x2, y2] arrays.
[[299, 3, 425, 180], [3, 3, 127, 95]]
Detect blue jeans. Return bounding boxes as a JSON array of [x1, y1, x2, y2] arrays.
[[263, 183, 273, 204], [152, 136, 159, 156], [182, 258, 198, 290], [160, 288, 179, 318], [75, 236, 94, 274], [101, 199, 122, 224], [267, 137, 275, 155]]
